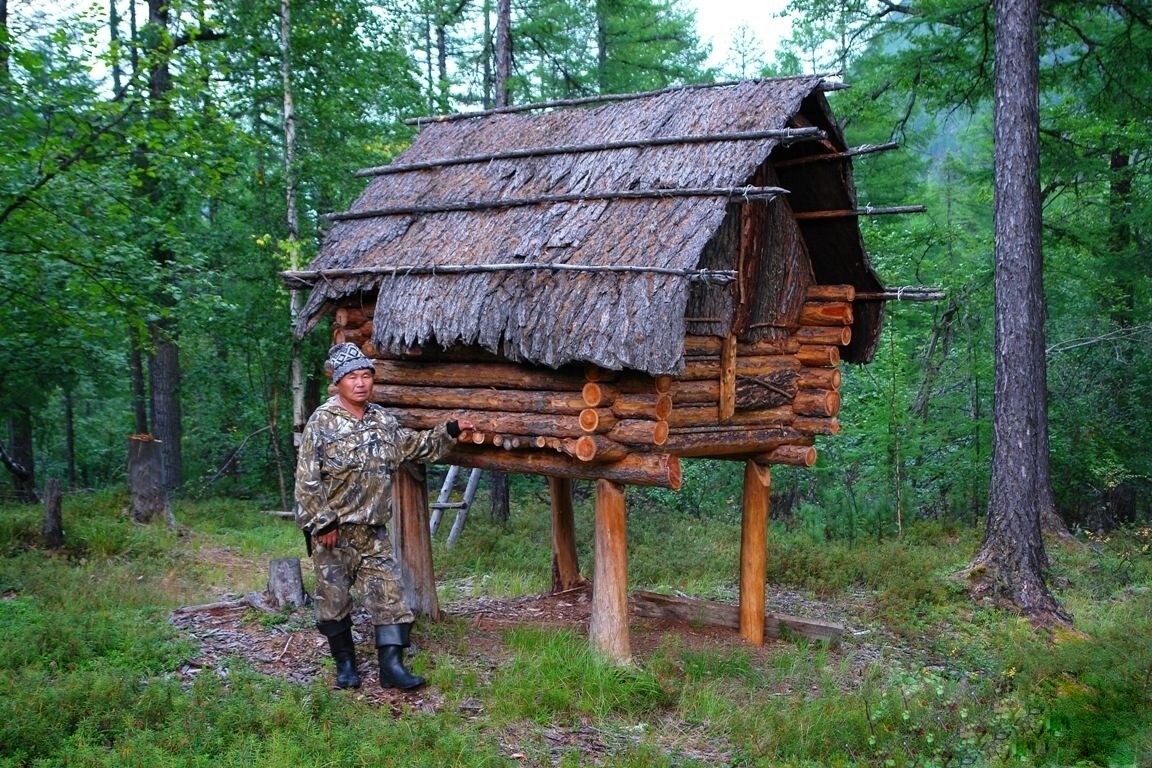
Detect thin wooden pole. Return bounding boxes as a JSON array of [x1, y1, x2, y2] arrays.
[[772, 141, 900, 168], [590, 479, 630, 663], [792, 205, 926, 220], [548, 476, 583, 591], [403, 76, 832, 125], [325, 186, 787, 221], [282, 262, 738, 289], [355, 128, 824, 177], [740, 461, 771, 645]]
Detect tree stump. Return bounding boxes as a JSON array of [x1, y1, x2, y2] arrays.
[[127, 435, 174, 526], [267, 558, 306, 609], [41, 478, 64, 548]]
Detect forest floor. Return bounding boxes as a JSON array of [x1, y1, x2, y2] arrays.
[[167, 545, 916, 763]]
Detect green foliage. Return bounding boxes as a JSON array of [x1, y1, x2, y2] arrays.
[[486, 627, 668, 724], [2, 495, 1152, 765]]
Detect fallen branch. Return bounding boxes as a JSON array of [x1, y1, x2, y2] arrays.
[[631, 590, 843, 642]]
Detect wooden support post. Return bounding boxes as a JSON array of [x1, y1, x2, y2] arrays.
[[590, 479, 631, 663], [719, 333, 737, 421], [739, 461, 771, 645], [548, 476, 584, 591], [393, 462, 439, 620]]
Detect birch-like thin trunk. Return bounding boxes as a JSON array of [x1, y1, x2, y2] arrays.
[[280, 0, 305, 451]]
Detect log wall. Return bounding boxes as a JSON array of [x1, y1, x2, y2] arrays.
[[328, 284, 853, 486]]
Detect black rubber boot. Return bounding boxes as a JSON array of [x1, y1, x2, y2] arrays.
[[317, 617, 361, 689], [374, 623, 426, 690]]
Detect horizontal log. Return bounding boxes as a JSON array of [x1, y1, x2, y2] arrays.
[[581, 382, 614, 408], [374, 360, 585, 391], [798, 302, 853, 327], [373, 383, 590, 415], [791, 325, 852, 346], [563, 435, 630, 463], [793, 389, 840, 417], [378, 406, 596, 439], [614, 372, 673, 395], [607, 419, 669, 446], [611, 393, 673, 421], [579, 408, 618, 433], [682, 336, 801, 357], [796, 367, 841, 390], [663, 427, 813, 458], [754, 444, 817, 467], [630, 590, 843, 642], [682, 355, 801, 381], [665, 405, 794, 430], [805, 284, 856, 303], [794, 345, 841, 367], [792, 416, 841, 435], [446, 446, 682, 489]]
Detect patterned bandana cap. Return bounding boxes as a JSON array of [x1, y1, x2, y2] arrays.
[[328, 343, 374, 383]]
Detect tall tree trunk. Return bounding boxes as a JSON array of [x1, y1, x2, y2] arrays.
[[594, 0, 609, 93], [63, 388, 77, 489], [130, 330, 149, 434], [2, 407, 38, 503], [964, 0, 1068, 626], [42, 478, 64, 548], [490, 472, 509, 524], [494, 0, 511, 108], [486, 0, 513, 520], [149, 331, 183, 490], [0, 0, 10, 80], [280, 0, 306, 452], [481, 0, 493, 108], [109, 0, 122, 95], [142, 0, 183, 491]]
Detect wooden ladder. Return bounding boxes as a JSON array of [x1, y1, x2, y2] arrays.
[[428, 466, 483, 548]]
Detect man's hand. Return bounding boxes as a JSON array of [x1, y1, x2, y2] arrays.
[[316, 528, 339, 549]]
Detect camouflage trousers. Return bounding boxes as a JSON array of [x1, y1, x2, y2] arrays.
[[311, 523, 414, 626]]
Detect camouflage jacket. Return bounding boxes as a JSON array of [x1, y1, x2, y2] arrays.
[[294, 397, 456, 535]]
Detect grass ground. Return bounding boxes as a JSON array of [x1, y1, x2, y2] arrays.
[[1, 482, 1149, 767]]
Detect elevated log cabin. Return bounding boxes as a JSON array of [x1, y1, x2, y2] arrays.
[[283, 76, 903, 662]]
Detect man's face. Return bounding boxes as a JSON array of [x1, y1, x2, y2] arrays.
[[336, 367, 374, 407]]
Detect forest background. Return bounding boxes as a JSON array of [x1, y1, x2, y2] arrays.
[[2, 0, 1149, 536], [2, 1, 1152, 766]]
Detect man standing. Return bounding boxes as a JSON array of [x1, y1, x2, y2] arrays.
[[295, 343, 472, 690]]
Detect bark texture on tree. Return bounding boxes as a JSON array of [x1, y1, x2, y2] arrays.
[[548, 476, 585, 591], [128, 435, 174, 526], [42, 477, 64, 548], [393, 462, 439, 620], [964, 0, 1069, 626], [6, 406, 38, 503], [149, 334, 183, 490]]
